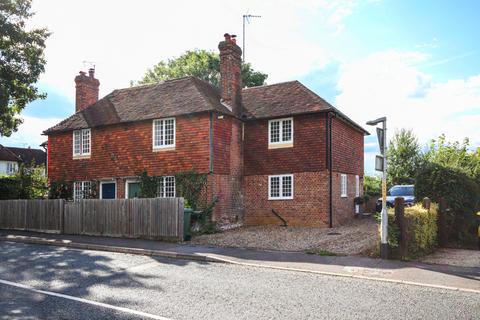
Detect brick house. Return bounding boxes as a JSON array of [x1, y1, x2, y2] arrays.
[[44, 33, 368, 227]]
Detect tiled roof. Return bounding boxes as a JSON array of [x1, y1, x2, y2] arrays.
[[242, 81, 368, 134], [0, 145, 46, 166], [44, 76, 368, 135], [241, 81, 332, 119], [44, 77, 233, 134], [0, 145, 21, 162]]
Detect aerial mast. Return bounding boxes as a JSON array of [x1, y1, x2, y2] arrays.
[[242, 14, 261, 62]]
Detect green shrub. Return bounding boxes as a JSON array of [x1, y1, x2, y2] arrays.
[[0, 164, 47, 199], [0, 177, 21, 199], [364, 175, 381, 197], [387, 203, 438, 259], [415, 162, 479, 247]]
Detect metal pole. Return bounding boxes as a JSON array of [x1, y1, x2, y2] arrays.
[[380, 120, 388, 259], [242, 15, 246, 62]]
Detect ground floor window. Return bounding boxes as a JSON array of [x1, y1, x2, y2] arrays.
[[6, 162, 18, 176], [341, 174, 348, 198], [157, 176, 175, 198], [73, 181, 91, 201], [268, 174, 293, 200]]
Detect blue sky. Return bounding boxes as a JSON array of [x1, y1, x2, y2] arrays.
[[1, 0, 479, 174]]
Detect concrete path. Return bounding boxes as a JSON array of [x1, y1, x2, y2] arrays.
[[0, 229, 478, 293]]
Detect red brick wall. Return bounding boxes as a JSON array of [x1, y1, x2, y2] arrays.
[[212, 114, 231, 175], [48, 114, 210, 183], [244, 171, 329, 227], [331, 172, 363, 226], [210, 115, 244, 225], [331, 117, 364, 176], [244, 114, 327, 176], [75, 71, 99, 113]]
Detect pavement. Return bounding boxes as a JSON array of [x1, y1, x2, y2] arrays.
[[0, 229, 479, 294], [1, 241, 479, 320]]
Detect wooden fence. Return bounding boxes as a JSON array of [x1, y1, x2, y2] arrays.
[[0, 198, 185, 241], [0, 199, 64, 233]]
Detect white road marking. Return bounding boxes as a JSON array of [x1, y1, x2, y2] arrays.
[[0, 278, 173, 320]]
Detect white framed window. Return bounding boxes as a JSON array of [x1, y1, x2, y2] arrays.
[[268, 174, 294, 200], [157, 176, 175, 198], [73, 129, 91, 156], [268, 117, 293, 147], [153, 118, 175, 150], [73, 181, 91, 201], [341, 174, 348, 198], [6, 162, 18, 176]]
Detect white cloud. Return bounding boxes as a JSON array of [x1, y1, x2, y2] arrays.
[[0, 116, 61, 149], [336, 50, 480, 153]]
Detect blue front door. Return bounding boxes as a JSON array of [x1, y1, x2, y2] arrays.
[[101, 182, 116, 199]]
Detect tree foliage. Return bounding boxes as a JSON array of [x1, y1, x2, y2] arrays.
[[135, 50, 268, 88], [0, 162, 47, 199], [363, 175, 381, 196], [387, 129, 421, 186], [0, 0, 50, 136], [414, 134, 480, 247], [424, 134, 480, 181]]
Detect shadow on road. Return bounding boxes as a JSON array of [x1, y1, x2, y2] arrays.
[[0, 241, 208, 319]]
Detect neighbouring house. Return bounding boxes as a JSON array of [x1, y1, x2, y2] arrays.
[[0, 145, 47, 176], [44, 33, 368, 227]]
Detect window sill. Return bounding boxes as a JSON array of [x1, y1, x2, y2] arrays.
[[73, 155, 91, 160], [268, 197, 294, 201], [268, 142, 293, 149], [341, 195, 348, 198], [153, 146, 175, 152]]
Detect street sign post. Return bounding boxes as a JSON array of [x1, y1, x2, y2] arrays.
[[367, 117, 388, 259]]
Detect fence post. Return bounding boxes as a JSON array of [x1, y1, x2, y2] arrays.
[[394, 197, 406, 259], [422, 197, 431, 210], [438, 197, 448, 247]]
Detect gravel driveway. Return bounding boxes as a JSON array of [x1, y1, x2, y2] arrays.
[[191, 217, 379, 255]]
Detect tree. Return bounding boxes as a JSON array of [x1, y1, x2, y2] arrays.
[[387, 129, 421, 186], [135, 50, 268, 88], [0, 0, 50, 136]]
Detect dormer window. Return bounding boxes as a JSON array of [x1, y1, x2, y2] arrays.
[[73, 129, 91, 157], [268, 117, 293, 149], [153, 118, 175, 151]]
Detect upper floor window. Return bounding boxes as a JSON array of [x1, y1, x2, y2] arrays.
[[268, 117, 293, 148], [268, 174, 293, 200], [73, 129, 91, 157], [341, 174, 348, 198], [73, 181, 91, 201], [157, 176, 175, 198], [6, 162, 18, 176], [153, 118, 175, 150]]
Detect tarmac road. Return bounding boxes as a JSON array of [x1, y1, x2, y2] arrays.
[[0, 241, 478, 320]]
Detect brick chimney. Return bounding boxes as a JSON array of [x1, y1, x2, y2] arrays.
[[74, 68, 100, 113], [218, 33, 243, 116]]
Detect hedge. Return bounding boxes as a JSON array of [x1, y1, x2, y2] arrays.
[[388, 203, 438, 259], [415, 162, 480, 247]]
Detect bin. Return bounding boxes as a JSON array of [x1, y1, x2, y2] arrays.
[[184, 208, 193, 241]]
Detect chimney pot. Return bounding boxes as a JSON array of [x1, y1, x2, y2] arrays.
[[75, 69, 100, 113]]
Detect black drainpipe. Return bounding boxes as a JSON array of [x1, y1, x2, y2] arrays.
[[209, 112, 214, 173], [326, 112, 333, 228]]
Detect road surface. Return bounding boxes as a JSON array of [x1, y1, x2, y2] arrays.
[[0, 241, 478, 319]]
